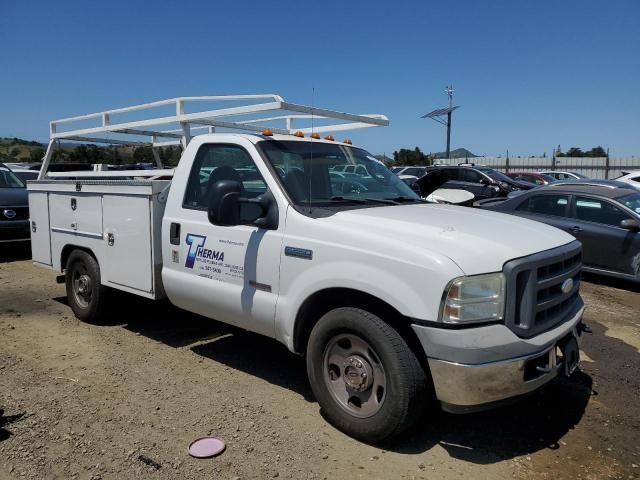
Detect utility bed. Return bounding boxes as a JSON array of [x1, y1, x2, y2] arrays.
[[28, 179, 170, 299]]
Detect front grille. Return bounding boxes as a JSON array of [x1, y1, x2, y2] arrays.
[[504, 241, 583, 338], [0, 225, 30, 241], [1, 206, 29, 220]]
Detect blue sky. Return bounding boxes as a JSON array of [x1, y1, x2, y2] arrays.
[[1, 0, 639, 156]]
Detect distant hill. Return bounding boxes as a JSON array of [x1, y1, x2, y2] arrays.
[[432, 148, 476, 159], [0, 137, 181, 166], [0, 138, 46, 162]]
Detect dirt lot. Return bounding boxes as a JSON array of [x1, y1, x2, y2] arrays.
[[1, 245, 639, 480]]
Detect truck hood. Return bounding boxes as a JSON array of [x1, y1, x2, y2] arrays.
[[0, 188, 28, 207], [328, 203, 576, 275]]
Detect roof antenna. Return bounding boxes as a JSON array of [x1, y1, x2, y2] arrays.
[[307, 87, 315, 204]]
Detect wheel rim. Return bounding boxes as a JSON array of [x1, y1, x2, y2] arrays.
[[71, 262, 93, 309], [322, 333, 387, 418]]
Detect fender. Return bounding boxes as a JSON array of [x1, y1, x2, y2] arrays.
[[275, 258, 461, 351]]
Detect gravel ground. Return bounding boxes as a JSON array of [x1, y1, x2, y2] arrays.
[[1, 244, 639, 480]]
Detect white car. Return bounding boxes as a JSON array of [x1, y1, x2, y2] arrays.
[[537, 171, 590, 181], [392, 166, 428, 178], [613, 170, 640, 190]]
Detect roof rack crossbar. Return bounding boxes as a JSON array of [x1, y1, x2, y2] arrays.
[[188, 118, 290, 136], [115, 128, 183, 139], [63, 135, 152, 146]]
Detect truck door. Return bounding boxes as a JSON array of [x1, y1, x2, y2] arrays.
[[162, 142, 283, 338]]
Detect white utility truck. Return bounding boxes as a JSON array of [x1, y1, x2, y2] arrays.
[[28, 95, 587, 442]]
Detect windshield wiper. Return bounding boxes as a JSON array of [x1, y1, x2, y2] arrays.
[[328, 196, 368, 204], [384, 196, 425, 203], [329, 196, 397, 205]]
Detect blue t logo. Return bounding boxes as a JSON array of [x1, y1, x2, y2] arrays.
[[185, 234, 206, 268]]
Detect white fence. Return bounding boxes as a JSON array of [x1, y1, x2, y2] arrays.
[[434, 157, 640, 179]]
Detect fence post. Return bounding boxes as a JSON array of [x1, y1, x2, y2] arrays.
[[605, 148, 610, 179], [552, 148, 557, 171], [505, 150, 510, 172]]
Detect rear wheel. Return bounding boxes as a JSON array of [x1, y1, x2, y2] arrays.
[[65, 250, 107, 324], [306, 307, 428, 443]]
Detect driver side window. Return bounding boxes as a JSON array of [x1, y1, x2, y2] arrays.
[[461, 169, 483, 183], [183, 144, 267, 221]]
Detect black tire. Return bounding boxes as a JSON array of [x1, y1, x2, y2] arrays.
[[65, 250, 107, 324], [306, 307, 428, 443]]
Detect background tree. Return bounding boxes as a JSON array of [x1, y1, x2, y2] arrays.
[[557, 146, 607, 157], [133, 146, 154, 163], [392, 147, 431, 166], [561, 147, 585, 157], [586, 146, 606, 157], [29, 147, 45, 162]]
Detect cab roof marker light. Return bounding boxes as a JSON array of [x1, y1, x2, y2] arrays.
[[310, 133, 320, 139], [324, 135, 334, 141], [343, 138, 353, 145], [293, 131, 305, 138], [262, 128, 274, 136]]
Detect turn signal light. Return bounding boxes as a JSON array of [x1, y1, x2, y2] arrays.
[[262, 128, 274, 136], [324, 135, 334, 141], [343, 138, 352, 145], [310, 133, 320, 139], [293, 131, 305, 138]]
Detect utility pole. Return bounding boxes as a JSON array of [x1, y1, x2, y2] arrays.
[[445, 85, 454, 159], [422, 86, 459, 161]]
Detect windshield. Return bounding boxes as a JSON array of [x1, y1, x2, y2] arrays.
[[618, 193, 640, 215], [477, 168, 513, 183], [0, 165, 25, 188], [258, 140, 419, 206]]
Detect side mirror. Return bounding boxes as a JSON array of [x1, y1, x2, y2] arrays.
[[620, 218, 640, 231], [207, 180, 278, 230], [479, 177, 491, 185], [207, 180, 242, 226]]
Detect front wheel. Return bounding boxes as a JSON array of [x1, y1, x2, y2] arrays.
[[65, 250, 107, 324], [306, 307, 428, 443]]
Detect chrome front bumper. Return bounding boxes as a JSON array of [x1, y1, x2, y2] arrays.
[[412, 304, 585, 412]]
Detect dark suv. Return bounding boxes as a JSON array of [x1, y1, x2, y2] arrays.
[[0, 163, 30, 244], [425, 165, 534, 200]]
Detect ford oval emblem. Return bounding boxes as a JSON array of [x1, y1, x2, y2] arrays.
[[3, 209, 16, 219], [561, 278, 574, 294]]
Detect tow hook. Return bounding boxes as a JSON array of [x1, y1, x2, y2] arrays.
[[578, 322, 592, 334], [55, 275, 65, 284]]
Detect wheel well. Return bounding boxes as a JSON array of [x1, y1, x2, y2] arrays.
[[60, 245, 96, 271], [293, 288, 428, 369]]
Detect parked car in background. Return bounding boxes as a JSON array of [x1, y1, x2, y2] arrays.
[[0, 163, 30, 244], [537, 171, 590, 181], [424, 165, 534, 200], [478, 181, 640, 282], [10, 168, 39, 183], [505, 172, 557, 185], [331, 164, 369, 176], [392, 166, 429, 178], [613, 170, 640, 190]]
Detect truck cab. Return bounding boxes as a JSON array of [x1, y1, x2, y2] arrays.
[[28, 95, 587, 443]]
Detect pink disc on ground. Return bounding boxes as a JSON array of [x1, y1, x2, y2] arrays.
[[188, 437, 226, 458]]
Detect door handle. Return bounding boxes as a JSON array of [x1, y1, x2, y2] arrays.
[[170, 222, 181, 245], [568, 226, 583, 233]]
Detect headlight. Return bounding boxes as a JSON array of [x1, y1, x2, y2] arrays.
[[440, 272, 505, 324]]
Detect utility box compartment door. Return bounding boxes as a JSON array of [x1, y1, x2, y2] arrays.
[[49, 193, 103, 237], [29, 192, 52, 266], [102, 195, 153, 293]]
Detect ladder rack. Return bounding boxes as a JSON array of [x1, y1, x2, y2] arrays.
[[39, 94, 389, 179]]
